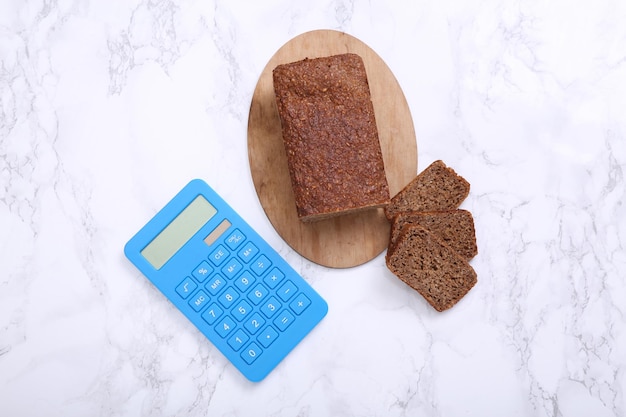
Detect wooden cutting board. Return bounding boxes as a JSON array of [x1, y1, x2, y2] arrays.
[[247, 30, 417, 268]]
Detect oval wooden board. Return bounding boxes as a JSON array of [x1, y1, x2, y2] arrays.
[[247, 30, 417, 268]]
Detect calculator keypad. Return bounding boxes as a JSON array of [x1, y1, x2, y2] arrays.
[[178, 222, 317, 367]]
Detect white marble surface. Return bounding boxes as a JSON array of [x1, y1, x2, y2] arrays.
[[1, 0, 625, 416]]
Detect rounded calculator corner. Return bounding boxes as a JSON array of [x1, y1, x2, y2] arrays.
[[123, 240, 136, 261], [245, 372, 268, 383], [188, 178, 208, 188], [320, 300, 329, 318]]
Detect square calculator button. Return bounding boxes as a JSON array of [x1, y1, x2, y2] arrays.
[[201, 303, 223, 325], [234, 272, 256, 292], [176, 277, 197, 299], [215, 316, 236, 338], [225, 228, 246, 250], [274, 310, 295, 331], [221, 258, 243, 279], [232, 300, 252, 322], [227, 329, 249, 351], [247, 283, 269, 305], [263, 267, 285, 289], [189, 290, 210, 312], [241, 342, 262, 365], [205, 274, 226, 296], [209, 244, 230, 266], [237, 242, 259, 263], [244, 313, 266, 335], [289, 293, 311, 315], [251, 255, 272, 276], [260, 297, 282, 318], [218, 287, 239, 308], [192, 261, 213, 282], [277, 280, 298, 302], [257, 326, 279, 348]]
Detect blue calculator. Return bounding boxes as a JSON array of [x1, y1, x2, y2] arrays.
[[124, 179, 328, 381]]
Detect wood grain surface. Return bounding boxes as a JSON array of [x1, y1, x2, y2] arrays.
[[247, 30, 417, 268]]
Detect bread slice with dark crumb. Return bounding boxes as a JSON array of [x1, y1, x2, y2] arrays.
[[386, 224, 477, 312], [389, 209, 478, 260], [384, 160, 470, 221]]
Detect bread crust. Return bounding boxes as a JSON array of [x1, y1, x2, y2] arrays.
[[273, 53, 390, 222]]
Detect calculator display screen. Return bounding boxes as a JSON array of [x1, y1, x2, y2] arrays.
[[141, 195, 217, 269]]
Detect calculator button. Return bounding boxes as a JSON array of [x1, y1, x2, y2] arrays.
[[234, 272, 256, 292], [201, 303, 223, 325], [241, 343, 262, 365], [227, 329, 249, 351], [237, 242, 259, 263], [218, 287, 239, 308], [289, 293, 311, 315], [232, 300, 252, 322], [225, 228, 246, 250], [251, 255, 272, 276], [205, 275, 226, 296], [189, 290, 210, 312], [263, 268, 285, 289], [192, 261, 213, 283], [247, 283, 269, 305], [274, 310, 295, 331], [209, 245, 230, 266], [175, 277, 197, 299], [277, 280, 298, 301], [221, 258, 243, 279], [257, 326, 279, 348], [260, 296, 282, 318], [244, 313, 266, 335], [215, 316, 236, 338]]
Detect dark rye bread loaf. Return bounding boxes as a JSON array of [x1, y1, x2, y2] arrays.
[[389, 209, 478, 260], [384, 160, 470, 221], [273, 53, 390, 222], [386, 224, 477, 312]]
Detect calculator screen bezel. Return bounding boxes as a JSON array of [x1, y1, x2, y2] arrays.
[[140, 195, 217, 270]]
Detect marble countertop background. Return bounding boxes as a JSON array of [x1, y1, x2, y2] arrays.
[[1, 1, 625, 416]]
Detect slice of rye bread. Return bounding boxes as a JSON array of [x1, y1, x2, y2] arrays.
[[386, 224, 477, 312], [384, 160, 470, 221], [388, 209, 478, 260]]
